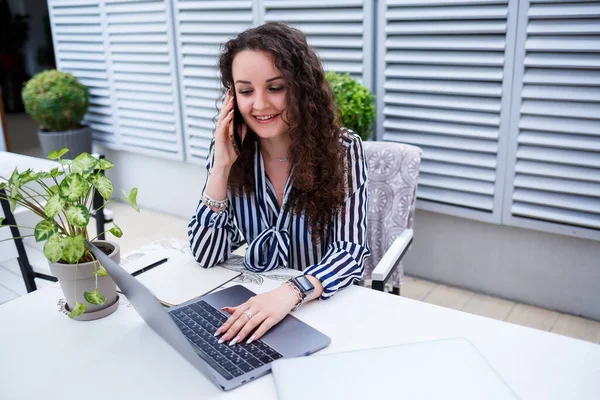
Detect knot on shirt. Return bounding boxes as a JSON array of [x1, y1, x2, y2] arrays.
[[244, 226, 290, 272]]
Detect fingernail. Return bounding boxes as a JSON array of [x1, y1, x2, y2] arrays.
[[228, 110, 233, 115], [214, 330, 221, 337], [246, 335, 256, 345], [229, 336, 240, 346], [229, 97, 234, 103], [218, 337, 226, 344]]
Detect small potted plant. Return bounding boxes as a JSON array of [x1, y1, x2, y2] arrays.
[[0, 148, 139, 320], [325, 71, 376, 141], [22, 70, 92, 158]]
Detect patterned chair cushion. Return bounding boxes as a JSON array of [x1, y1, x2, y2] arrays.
[[363, 141, 422, 287]]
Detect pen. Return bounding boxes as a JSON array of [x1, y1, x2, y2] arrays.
[[131, 257, 169, 277]]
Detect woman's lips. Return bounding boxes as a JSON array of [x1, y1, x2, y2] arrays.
[[253, 114, 280, 124]]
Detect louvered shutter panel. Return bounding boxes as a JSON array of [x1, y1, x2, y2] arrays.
[[48, 0, 117, 144], [174, 0, 256, 162], [377, 0, 517, 223], [104, 0, 184, 159], [263, 0, 374, 89], [503, 0, 600, 240]]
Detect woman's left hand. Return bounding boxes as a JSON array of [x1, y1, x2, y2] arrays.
[[216, 285, 298, 345]]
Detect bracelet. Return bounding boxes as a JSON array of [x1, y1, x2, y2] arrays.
[[283, 281, 304, 312], [202, 193, 228, 211]]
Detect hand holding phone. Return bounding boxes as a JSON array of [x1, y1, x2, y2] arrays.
[[228, 102, 243, 156], [213, 89, 247, 169]]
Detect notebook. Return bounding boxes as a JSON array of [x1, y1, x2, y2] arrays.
[[120, 249, 242, 306]]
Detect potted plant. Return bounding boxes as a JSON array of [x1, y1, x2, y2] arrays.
[[0, 148, 139, 320], [22, 70, 92, 158], [325, 71, 376, 141]]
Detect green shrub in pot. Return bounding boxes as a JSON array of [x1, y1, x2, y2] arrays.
[[22, 70, 90, 131], [325, 71, 376, 141], [22, 70, 92, 157]]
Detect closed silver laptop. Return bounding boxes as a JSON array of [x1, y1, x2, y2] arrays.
[[272, 337, 519, 399]]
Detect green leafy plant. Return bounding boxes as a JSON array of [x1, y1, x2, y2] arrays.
[[325, 71, 376, 141], [22, 70, 90, 132], [0, 149, 139, 318]]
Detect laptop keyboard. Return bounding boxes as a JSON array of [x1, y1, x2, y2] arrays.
[[169, 300, 283, 380]]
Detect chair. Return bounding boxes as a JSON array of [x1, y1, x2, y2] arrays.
[[361, 140, 422, 295]]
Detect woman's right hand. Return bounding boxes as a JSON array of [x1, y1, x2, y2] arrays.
[[213, 90, 248, 170]]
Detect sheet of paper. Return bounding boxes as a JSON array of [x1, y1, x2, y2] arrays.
[[117, 238, 303, 305], [119, 247, 241, 306]]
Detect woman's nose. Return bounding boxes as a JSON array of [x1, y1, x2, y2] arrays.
[[253, 92, 270, 111]]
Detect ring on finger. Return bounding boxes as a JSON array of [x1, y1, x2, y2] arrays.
[[244, 310, 253, 320]]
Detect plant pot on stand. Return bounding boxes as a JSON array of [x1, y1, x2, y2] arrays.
[[38, 125, 92, 160], [49, 240, 121, 321]]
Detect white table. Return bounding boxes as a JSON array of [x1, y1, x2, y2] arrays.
[[1, 262, 599, 399], [0, 151, 59, 177]]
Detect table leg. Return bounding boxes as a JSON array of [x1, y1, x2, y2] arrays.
[[0, 188, 37, 292], [93, 187, 105, 240], [92, 154, 106, 240]]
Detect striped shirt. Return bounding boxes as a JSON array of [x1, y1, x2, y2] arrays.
[[188, 129, 370, 299]]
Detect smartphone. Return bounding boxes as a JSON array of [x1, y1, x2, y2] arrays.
[[229, 94, 244, 156]]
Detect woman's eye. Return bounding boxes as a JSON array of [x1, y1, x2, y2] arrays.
[[238, 87, 282, 95]]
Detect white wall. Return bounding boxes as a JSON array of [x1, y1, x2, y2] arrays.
[[95, 145, 206, 223], [404, 210, 600, 321]]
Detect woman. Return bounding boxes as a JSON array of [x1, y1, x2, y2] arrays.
[[188, 22, 369, 346]]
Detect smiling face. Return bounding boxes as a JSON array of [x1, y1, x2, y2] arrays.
[[231, 50, 289, 140]]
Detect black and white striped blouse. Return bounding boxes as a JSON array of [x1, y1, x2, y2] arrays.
[[188, 129, 370, 299]]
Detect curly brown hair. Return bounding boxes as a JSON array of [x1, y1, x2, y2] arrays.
[[218, 22, 348, 242]]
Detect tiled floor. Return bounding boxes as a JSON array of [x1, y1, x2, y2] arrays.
[[2, 201, 600, 345], [406, 276, 600, 344]]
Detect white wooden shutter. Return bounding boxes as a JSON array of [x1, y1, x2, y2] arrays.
[[377, 0, 518, 223], [503, 0, 600, 240], [263, 0, 374, 89], [48, 0, 117, 144], [49, 0, 184, 159], [174, 0, 256, 163], [104, 0, 184, 159]]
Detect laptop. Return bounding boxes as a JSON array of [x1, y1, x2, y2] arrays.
[[271, 337, 519, 399], [86, 240, 331, 391]]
